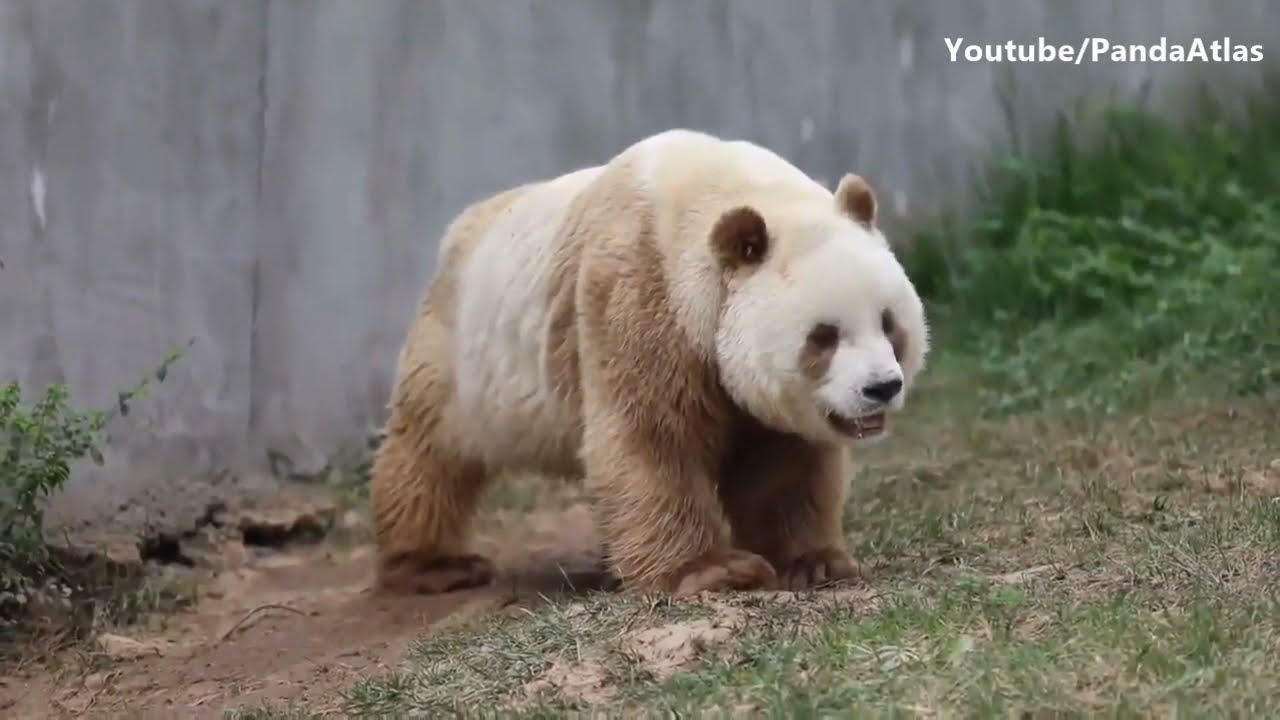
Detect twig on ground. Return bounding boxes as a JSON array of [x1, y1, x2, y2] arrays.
[[219, 604, 306, 642]]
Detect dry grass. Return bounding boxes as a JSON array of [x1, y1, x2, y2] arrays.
[[0, 547, 200, 670], [244, 368, 1277, 719]]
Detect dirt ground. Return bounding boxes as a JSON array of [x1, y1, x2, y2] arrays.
[[0, 491, 613, 719]]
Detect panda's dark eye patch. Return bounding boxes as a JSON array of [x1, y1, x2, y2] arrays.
[[807, 322, 840, 349], [881, 310, 896, 335]]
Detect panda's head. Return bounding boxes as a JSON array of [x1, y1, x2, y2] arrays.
[[710, 174, 929, 446]]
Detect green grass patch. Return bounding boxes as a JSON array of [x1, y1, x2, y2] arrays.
[[649, 582, 1279, 717], [328, 395, 1278, 718], [906, 78, 1280, 417]]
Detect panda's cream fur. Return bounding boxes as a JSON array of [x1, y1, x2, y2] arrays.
[[370, 129, 929, 595]]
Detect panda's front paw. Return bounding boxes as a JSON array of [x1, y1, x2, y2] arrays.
[[778, 547, 863, 591], [671, 549, 778, 594], [377, 552, 496, 594]]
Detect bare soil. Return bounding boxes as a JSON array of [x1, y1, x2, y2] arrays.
[[0, 493, 612, 719]]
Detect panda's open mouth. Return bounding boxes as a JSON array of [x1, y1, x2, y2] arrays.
[[826, 410, 887, 439]]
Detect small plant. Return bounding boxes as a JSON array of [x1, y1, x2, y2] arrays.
[[0, 341, 191, 615]]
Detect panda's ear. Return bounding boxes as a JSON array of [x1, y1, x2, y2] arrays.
[[834, 173, 877, 228], [710, 206, 768, 269]]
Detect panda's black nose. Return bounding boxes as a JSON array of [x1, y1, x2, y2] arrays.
[[862, 378, 903, 404]]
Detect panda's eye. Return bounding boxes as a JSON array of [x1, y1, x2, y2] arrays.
[[881, 310, 896, 335], [807, 323, 840, 349]]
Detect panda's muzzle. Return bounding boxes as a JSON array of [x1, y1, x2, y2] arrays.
[[826, 410, 887, 439]]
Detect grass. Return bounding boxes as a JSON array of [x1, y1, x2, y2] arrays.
[[230, 79, 1280, 718], [906, 79, 1280, 418], [302, 390, 1276, 719]]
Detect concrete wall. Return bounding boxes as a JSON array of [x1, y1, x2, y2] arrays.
[[0, 0, 1274, 538]]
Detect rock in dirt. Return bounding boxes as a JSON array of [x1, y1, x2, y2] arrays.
[[219, 538, 254, 570], [520, 657, 616, 705], [518, 603, 754, 708], [46, 533, 146, 576], [620, 605, 747, 680], [96, 632, 194, 661], [339, 509, 368, 533]]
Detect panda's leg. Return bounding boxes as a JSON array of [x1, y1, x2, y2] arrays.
[[719, 436, 862, 591], [572, 225, 782, 593], [578, 405, 779, 594], [369, 318, 496, 594]]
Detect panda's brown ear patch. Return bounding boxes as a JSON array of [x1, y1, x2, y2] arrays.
[[711, 206, 768, 269], [835, 173, 877, 228]]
